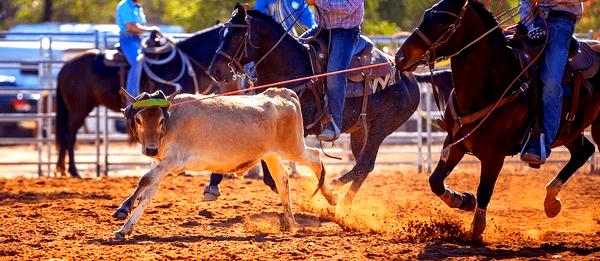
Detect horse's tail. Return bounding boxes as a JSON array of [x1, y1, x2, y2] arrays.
[[55, 84, 69, 150]]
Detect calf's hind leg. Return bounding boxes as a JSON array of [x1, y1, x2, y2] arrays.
[[262, 155, 296, 231], [292, 147, 338, 206]]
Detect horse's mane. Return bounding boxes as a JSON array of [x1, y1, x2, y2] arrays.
[[177, 23, 223, 47], [188, 23, 224, 37], [246, 9, 288, 37], [467, 0, 508, 46]]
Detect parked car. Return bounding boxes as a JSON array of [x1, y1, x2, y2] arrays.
[[0, 75, 39, 137]]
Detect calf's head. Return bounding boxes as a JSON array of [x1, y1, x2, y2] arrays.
[[121, 89, 178, 157]]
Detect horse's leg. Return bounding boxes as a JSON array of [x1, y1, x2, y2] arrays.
[[67, 112, 88, 178], [335, 129, 386, 205], [544, 135, 595, 218], [429, 141, 472, 211], [261, 160, 278, 193], [202, 173, 223, 201], [471, 156, 505, 242], [55, 144, 67, 177]]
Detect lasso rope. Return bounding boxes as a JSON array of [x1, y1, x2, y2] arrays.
[[141, 44, 200, 94]]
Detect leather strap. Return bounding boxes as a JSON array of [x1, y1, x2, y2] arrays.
[[448, 87, 524, 136], [564, 71, 582, 134]]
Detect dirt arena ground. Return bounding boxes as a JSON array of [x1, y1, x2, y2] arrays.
[[1, 161, 599, 260]]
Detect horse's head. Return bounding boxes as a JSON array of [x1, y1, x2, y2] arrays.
[[209, 3, 268, 83], [396, 0, 470, 72], [121, 89, 178, 157]]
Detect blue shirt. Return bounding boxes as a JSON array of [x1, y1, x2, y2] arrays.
[[254, 0, 317, 31], [115, 0, 147, 33]]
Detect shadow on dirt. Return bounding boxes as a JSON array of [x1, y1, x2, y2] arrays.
[[208, 212, 332, 228], [0, 191, 113, 205], [418, 242, 600, 259], [89, 234, 288, 246]]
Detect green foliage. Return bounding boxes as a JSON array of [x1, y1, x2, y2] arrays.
[[1, 0, 599, 35]]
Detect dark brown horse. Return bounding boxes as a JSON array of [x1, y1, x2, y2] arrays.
[[209, 5, 427, 204], [55, 25, 238, 177], [396, 0, 600, 242]]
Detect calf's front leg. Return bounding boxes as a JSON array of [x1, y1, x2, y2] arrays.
[[114, 162, 175, 239]]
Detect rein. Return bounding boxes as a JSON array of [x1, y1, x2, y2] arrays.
[[170, 61, 393, 106]]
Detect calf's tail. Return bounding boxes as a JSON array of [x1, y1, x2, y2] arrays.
[[311, 161, 326, 198]]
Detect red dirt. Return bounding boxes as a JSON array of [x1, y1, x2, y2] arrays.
[[0, 167, 599, 260]]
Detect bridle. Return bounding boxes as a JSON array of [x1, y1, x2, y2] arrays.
[[411, 2, 469, 119], [215, 5, 309, 85], [215, 22, 258, 83], [414, 2, 469, 66]]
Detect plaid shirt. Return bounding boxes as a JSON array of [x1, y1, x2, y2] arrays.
[[314, 0, 364, 29], [520, 0, 584, 29]]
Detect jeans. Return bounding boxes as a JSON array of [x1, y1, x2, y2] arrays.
[[120, 34, 142, 96], [301, 26, 360, 129], [540, 17, 575, 148]]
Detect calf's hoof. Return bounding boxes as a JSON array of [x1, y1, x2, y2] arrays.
[[470, 208, 487, 243], [112, 208, 129, 220], [544, 197, 561, 218], [114, 230, 126, 240], [202, 186, 221, 202], [325, 193, 339, 206]]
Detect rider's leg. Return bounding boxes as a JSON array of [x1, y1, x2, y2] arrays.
[[523, 17, 574, 163], [318, 27, 360, 141], [120, 34, 142, 96]]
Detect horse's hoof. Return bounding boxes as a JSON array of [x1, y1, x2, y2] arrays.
[[114, 230, 126, 240], [113, 209, 129, 220], [471, 208, 486, 242], [544, 197, 562, 218], [202, 186, 221, 202], [69, 169, 81, 179], [459, 192, 477, 212], [54, 167, 66, 177]]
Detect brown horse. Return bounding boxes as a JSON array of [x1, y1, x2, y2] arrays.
[[396, 0, 600, 241], [55, 25, 238, 177]]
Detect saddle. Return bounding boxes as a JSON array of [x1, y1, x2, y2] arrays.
[[103, 44, 130, 68], [303, 33, 397, 97], [298, 31, 398, 134]]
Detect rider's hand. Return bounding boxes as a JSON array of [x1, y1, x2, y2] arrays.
[[527, 26, 546, 40], [147, 26, 160, 33], [305, 0, 316, 5]]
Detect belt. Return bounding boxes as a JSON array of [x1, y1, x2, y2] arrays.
[[548, 10, 577, 22]]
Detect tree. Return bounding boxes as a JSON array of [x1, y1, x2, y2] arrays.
[[41, 0, 52, 22]]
